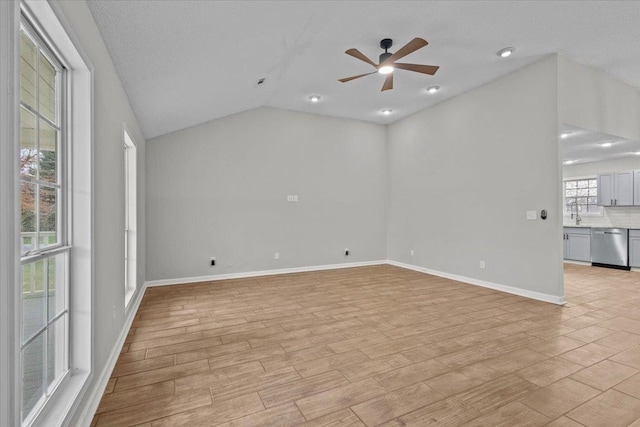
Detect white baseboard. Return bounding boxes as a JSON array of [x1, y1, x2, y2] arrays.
[[74, 284, 147, 426], [145, 259, 566, 305], [387, 260, 567, 305], [144, 260, 387, 287]]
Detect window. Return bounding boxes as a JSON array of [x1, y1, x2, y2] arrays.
[[564, 178, 602, 215], [19, 17, 69, 425], [124, 130, 137, 305], [2, 2, 93, 425]]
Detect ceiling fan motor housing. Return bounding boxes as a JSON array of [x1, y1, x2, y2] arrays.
[[379, 52, 392, 64]]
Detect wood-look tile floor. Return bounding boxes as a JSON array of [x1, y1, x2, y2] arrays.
[[92, 264, 640, 426]]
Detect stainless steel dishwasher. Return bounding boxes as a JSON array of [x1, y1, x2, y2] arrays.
[[591, 227, 630, 270]]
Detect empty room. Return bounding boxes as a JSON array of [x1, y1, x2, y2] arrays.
[[3, 1, 640, 426]]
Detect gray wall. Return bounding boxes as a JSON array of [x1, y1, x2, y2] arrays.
[[54, 0, 147, 419], [387, 56, 564, 298], [146, 107, 387, 281]]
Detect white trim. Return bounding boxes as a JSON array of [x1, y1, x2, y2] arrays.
[[73, 285, 145, 427], [387, 260, 567, 305], [145, 260, 387, 287], [0, 1, 21, 425], [123, 127, 137, 306]]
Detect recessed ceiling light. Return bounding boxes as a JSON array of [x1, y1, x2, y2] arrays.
[[382, 109, 393, 116], [560, 132, 573, 139], [427, 86, 440, 94], [497, 47, 515, 58], [378, 65, 394, 75], [564, 160, 576, 165], [308, 95, 321, 103], [601, 142, 613, 148], [633, 151, 640, 155]]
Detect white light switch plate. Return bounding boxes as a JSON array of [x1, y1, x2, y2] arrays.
[[526, 210, 537, 220]]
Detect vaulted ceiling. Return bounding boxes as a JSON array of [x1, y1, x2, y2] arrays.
[[87, 1, 640, 139]]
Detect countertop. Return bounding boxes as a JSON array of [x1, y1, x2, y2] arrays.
[[564, 226, 640, 230]]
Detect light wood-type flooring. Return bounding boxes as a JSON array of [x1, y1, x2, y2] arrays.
[[92, 264, 640, 426]]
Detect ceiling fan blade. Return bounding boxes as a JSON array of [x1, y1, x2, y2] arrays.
[[394, 63, 439, 75], [345, 48, 378, 68], [381, 73, 393, 91], [382, 37, 428, 65], [338, 71, 377, 83]]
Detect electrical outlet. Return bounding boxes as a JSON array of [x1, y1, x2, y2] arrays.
[[274, 252, 280, 260], [480, 260, 486, 269], [410, 249, 414, 256], [210, 257, 216, 266]]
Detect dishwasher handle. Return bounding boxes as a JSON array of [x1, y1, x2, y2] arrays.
[[593, 230, 623, 235]]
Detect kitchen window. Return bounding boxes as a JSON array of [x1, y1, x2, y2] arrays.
[[564, 178, 602, 215]]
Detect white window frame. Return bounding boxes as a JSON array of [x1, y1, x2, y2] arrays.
[[19, 17, 70, 425], [562, 176, 604, 217], [124, 128, 137, 306], [1, 1, 94, 426]]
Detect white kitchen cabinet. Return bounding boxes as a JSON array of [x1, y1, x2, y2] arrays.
[[598, 171, 633, 206], [563, 227, 591, 262], [634, 170, 640, 206], [630, 230, 640, 268]]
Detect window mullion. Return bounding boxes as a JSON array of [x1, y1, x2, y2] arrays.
[[19, 102, 59, 131]]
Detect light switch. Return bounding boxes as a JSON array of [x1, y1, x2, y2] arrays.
[[293, 195, 298, 202], [287, 195, 293, 202], [526, 210, 537, 220]]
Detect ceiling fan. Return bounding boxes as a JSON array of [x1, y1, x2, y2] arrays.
[[339, 38, 439, 91]]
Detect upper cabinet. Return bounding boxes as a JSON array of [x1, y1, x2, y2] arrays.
[[635, 171, 640, 206], [597, 171, 634, 206]]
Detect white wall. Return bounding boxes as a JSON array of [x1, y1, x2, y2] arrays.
[[387, 56, 564, 300], [146, 107, 387, 281], [563, 157, 640, 228], [559, 55, 640, 140], [52, 1, 147, 423]]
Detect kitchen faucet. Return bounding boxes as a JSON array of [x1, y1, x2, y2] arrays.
[[570, 201, 582, 225]]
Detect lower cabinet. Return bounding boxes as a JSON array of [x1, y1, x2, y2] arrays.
[[563, 227, 591, 262], [630, 230, 640, 268]]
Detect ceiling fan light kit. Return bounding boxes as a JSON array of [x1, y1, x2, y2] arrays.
[[339, 37, 439, 91]]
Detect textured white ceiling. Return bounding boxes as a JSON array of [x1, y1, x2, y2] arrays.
[[561, 124, 640, 165], [86, 1, 640, 139]]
